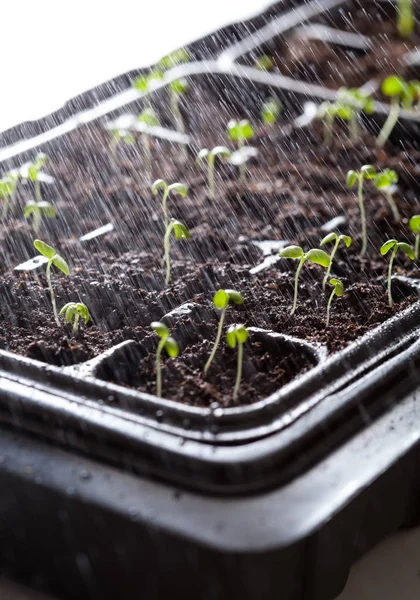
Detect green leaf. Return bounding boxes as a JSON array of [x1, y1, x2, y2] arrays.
[[320, 232, 337, 246], [226, 290, 244, 305], [33, 239, 57, 259], [306, 249, 331, 267], [138, 108, 159, 127], [279, 245, 304, 259], [38, 201, 56, 218], [375, 172, 393, 189], [170, 78, 189, 95], [77, 303, 90, 323], [316, 101, 336, 120], [213, 289, 229, 310], [152, 179, 167, 195], [168, 182, 188, 197], [227, 119, 240, 141], [239, 119, 254, 140], [330, 278, 344, 296], [346, 170, 357, 188], [381, 75, 407, 98], [255, 55, 274, 71], [0, 178, 13, 198], [261, 98, 282, 125], [65, 306, 77, 323], [24, 201, 37, 217], [341, 235, 352, 248], [196, 148, 209, 163], [235, 325, 249, 344], [210, 146, 232, 159], [164, 336, 179, 358], [172, 220, 190, 241], [133, 75, 150, 93], [59, 303, 74, 315], [152, 321, 169, 339], [361, 164, 376, 179], [409, 215, 420, 233], [397, 242, 415, 260], [336, 104, 353, 121], [380, 239, 397, 255], [158, 48, 189, 69], [226, 327, 237, 348], [227, 119, 254, 142], [52, 254, 70, 275]]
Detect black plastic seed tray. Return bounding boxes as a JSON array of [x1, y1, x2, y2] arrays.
[[1, 1, 420, 599]]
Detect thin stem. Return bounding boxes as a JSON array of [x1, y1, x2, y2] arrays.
[[397, 0, 414, 38], [387, 247, 397, 308], [204, 308, 226, 374], [46, 261, 60, 326], [322, 238, 340, 291], [233, 342, 243, 402], [238, 137, 246, 183], [155, 339, 165, 397], [163, 222, 173, 286], [385, 189, 400, 222], [376, 97, 400, 148], [208, 159, 215, 201], [72, 313, 80, 337], [110, 136, 119, 169], [291, 257, 305, 315], [142, 132, 152, 183], [415, 234, 419, 260], [324, 113, 334, 147], [35, 178, 41, 203], [326, 289, 335, 327], [33, 209, 41, 235], [1, 196, 8, 220], [358, 175, 367, 256], [349, 112, 359, 143], [10, 181, 18, 216], [162, 189, 169, 231], [170, 92, 188, 163]]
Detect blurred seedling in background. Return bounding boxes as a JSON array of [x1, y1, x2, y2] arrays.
[[227, 119, 255, 183], [151, 321, 179, 398], [397, 0, 415, 38], [163, 219, 189, 286], [320, 233, 352, 290], [409, 215, 420, 259], [380, 239, 414, 307], [59, 302, 90, 337], [255, 55, 274, 71], [24, 201, 56, 234], [196, 146, 231, 201], [138, 108, 160, 181], [377, 76, 418, 148], [346, 165, 376, 256], [109, 128, 135, 168], [226, 324, 249, 401], [0, 171, 19, 219], [21, 153, 49, 203], [261, 97, 282, 127], [375, 168, 400, 222], [33, 240, 70, 326], [152, 179, 188, 230], [326, 278, 344, 327], [204, 289, 244, 375], [317, 87, 373, 146], [279, 246, 331, 315]]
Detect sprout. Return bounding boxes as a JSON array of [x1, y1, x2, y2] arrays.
[[169, 78, 189, 135], [380, 239, 414, 307], [320, 233, 352, 290], [24, 201, 56, 234], [279, 246, 331, 315], [33, 239, 70, 326], [226, 324, 249, 401], [59, 302, 90, 336], [409, 215, 420, 259], [163, 219, 189, 286], [375, 168, 400, 222], [151, 179, 188, 230], [138, 107, 159, 182], [204, 289, 243, 375], [261, 98, 282, 126], [326, 278, 344, 327], [133, 70, 164, 100], [24, 152, 48, 203], [397, 0, 414, 38], [346, 165, 376, 256], [196, 146, 231, 201], [151, 321, 179, 398], [376, 76, 417, 148], [317, 87, 373, 146], [0, 171, 20, 219], [109, 128, 135, 167], [255, 55, 274, 71], [227, 119, 254, 183], [158, 48, 190, 70]]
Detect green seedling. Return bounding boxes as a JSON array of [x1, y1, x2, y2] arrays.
[[59, 302, 90, 336], [380, 239, 414, 307], [261, 97, 282, 126], [151, 321, 179, 398], [279, 246, 331, 315], [24, 201, 56, 234], [196, 146, 231, 201], [409, 215, 420, 258], [375, 168, 400, 222], [163, 219, 189, 286], [33, 239, 70, 326], [109, 128, 135, 167], [151, 179, 188, 230], [204, 289, 243, 375], [317, 87, 373, 146], [346, 165, 376, 256], [255, 55, 274, 71], [227, 119, 254, 183], [138, 107, 160, 181], [226, 324, 249, 401], [377, 76, 417, 148], [397, 0, 415, 38], [133, 70, 164, 112], [24, 152, 48, 203], [320, 233, 352, 290], [326, 278, 344, 327], [0, 171, 20, 219], [158, 48, 190, 70]]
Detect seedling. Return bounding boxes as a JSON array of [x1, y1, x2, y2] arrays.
[[409, 215, 420, 258], [397, 0, 415, 38], [204, 289, 243, 375], [377, 76, 417, 148], [346, 165, 376, 256], [151, 179, 188, 230], [326, 279, 344, 327], [0, 171, 19, 219], [196, 146, 231, 201], [24, 201, 56, 234], [163, 219, 189, 286], [261, 98, 282, 126], [24, 152, 48, 203], [133, 70, 164, 111], [151, 321, 179, 398], [33, 239, 70, 326], [157, 48, 190, 70], [227, 119, 254, 182], [279, 246, 331, 315], [317, 87, 373, 146], [320, 233, 352, 290], [226, 324, 249, 401], [375, 168, 400, 222], [59, 302, 90, 336], [255, 55, 274, 71], [138, 108, 159, 181], [380, 239, 414, 307], [109, 128, 135, 167]]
